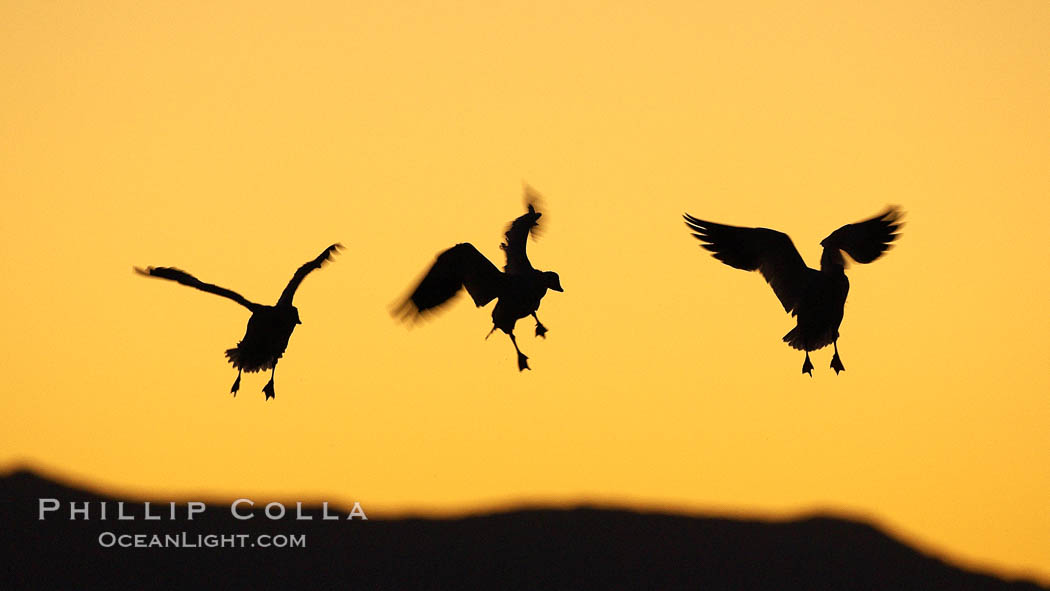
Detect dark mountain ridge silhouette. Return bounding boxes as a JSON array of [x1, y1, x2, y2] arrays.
[[2, 468, 1046, 590]]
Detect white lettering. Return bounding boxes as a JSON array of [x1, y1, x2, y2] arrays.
[[70, 501, 89, 520], [231, 498, 254, 520], [264, 502, 286, 520], [322, 502, 338, 520], [38, 498, 60, 520], [347, 502, 367, 520], [187, 502, 205, 520]]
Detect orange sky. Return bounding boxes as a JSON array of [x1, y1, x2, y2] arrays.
[[2, 0, 1048, 582]]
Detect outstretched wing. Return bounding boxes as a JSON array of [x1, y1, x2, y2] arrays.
[[821, 207, 903, 265], [502, 200, 543, 275], [134, 266, 261, 311], [277, 243, 342, 306], [683, 214, 811, 314], [400, 243, 505, 318]]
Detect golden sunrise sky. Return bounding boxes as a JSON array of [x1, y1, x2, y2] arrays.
[[2, 0, 1048, 582]]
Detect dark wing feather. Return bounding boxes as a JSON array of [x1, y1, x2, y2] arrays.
[[821, 207, 903, 265], [683, 214, 811, 314], [401, 243, 504, 316], [502, 203, 542, 274], [277, 243, 342, 306], [134, 266, 261, 311]]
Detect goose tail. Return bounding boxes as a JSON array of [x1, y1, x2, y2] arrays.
[[783, 326, 838, 352]]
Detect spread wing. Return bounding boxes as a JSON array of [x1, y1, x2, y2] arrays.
[[683, 214, 811, 314], [821, 207, 903, 266], [399, 243, 505, 318], [501, 202, 543, 275], [277, 243, 342, 306], [134, 266, 261, 311]]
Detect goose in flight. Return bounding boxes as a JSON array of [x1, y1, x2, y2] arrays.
[[683, 208, 902, 376], [136, 244, 341, 399], [399, 198, 563, 371]]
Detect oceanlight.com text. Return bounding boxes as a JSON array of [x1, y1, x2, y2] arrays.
[[97, 532, 306, 549]]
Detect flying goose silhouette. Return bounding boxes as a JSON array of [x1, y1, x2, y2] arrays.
[[683, 207, 902, 375], [136, 244, 341, 399], [399, 198, 563, 371]]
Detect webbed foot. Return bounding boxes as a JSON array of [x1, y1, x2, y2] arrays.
[[830, 353, 845, 375], [231, 373, 241, 397], [535, 322, 548, 338], [517, 351, 530, 371], [802, 353, 814, 377], [262, 379, 276, 400]]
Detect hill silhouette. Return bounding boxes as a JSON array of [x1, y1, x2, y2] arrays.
[[2, 468, 1045, 590]]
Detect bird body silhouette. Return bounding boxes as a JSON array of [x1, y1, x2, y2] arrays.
[[136, 244, 341, 399], [400, 200, 563, 371], [223, 305, 300, 375], [683, 208, 902, 375]]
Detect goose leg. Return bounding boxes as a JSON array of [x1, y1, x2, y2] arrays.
[[531, 312, 548, 338], [509, 332, 529, 371], [262, 364, 277, 400], [802, 352, 814, 377], [231, 369, 242, 397], [830, 341, 845, 375]]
